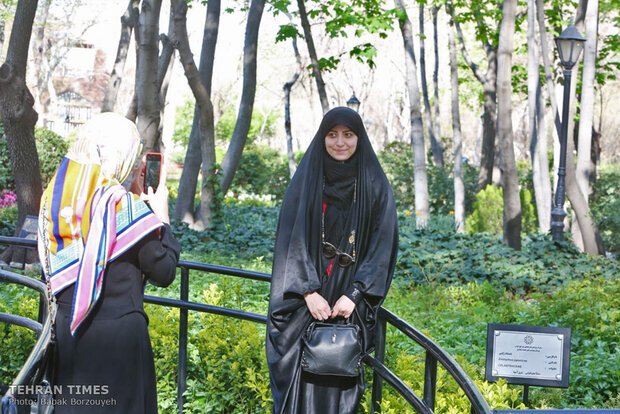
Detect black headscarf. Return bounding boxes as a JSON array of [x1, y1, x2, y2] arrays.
[[266, 107, 398, 414]]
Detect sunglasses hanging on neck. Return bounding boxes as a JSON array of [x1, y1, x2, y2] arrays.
[[321, 177, 356, 268]]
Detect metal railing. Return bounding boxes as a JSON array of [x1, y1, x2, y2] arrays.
[[0, 269, 55, 414], [1, 236, 618, 414]]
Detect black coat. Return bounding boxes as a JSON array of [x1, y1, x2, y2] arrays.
[[266, 107, 399, 414], [52, 225, 180, 413]]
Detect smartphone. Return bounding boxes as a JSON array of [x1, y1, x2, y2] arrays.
[[143, 152, 162, 193]]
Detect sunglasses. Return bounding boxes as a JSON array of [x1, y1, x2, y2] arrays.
[[322, 241, 355, 267]]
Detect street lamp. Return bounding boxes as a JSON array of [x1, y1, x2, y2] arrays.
[[346, 94, 360, 112], [551, 21, 586, 241]]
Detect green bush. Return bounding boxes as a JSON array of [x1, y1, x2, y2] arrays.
[[382, 275, 619, 409], [379, 141, 478, 216], [0, 206, 17, 236], [0, 135, 14, 192], [148, 283, 270, 413], [228, 144, 291, 201], [466, 184, 504, 234], [215, 105, 278, 144], [397, 212, 620, 293], [590, 165, 620, 255], [0, 281, 39, 385], [35, 127, 69, 187], [0, 126, 68, 191], [466, 185, 537, 235]]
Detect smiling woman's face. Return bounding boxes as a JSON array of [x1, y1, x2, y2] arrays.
[[324, 125, 358, 161]]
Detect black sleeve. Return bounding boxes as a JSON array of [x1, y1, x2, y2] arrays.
[[138, 224, 181, 288]]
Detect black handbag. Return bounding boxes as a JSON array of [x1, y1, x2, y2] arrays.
[[301, 321, 362, 377]]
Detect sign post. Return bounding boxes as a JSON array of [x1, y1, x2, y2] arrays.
[[485, 323, 572, 406]]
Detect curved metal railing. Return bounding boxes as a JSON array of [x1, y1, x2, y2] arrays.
[[0, 236, 490, 413], [0, 268, 55, 414]]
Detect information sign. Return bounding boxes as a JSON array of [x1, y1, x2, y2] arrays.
[[485, 323, 571, 388]]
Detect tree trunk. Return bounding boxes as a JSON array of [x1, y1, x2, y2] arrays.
[[565, 123, 605, 254], [31, 0, 50, 114], [431, 5, 441, 146], [497, 0, 521, 250], [419, 4, 443, 167], [297, 0, 329, 114], [135, 0, 162, 152], [480, 65, 498, 189], [562, 1, 604, 255], [528, 0, 551, 233], [449, 4, 498, 191], [396, 0, 429, 228], [448, 18, 464, 233], [0, 0, 41, 264], [0, 21, 5, 61], [171, 0, 218, 231], [156, 5, 178, 152], [283, 20, 302, 178], [576, 0, 598, 201], [219, 0, 266, 194], [173, 0, 221, 225], [102, 0, 139, 113]]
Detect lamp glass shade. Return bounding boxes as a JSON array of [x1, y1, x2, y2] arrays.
[[555, 24, 586, 69], [346, 95, 361, 112]]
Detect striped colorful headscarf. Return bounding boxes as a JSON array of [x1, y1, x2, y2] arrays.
[[37, 113, 163, 336]]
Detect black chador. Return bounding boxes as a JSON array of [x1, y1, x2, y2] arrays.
[[266, 107, 399, 414]]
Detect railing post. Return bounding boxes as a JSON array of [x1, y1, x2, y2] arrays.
[[371, 316, 387, 413], [177, 267, 189, 414], [423, 350, 437, 411]]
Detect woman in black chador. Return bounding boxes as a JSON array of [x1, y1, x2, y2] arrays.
[[266, 107, 398, 413]]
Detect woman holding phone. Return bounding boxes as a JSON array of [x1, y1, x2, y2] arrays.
[[37, 112, 180, 413]]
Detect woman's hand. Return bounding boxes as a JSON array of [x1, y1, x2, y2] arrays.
[[146, 185, 170, 224], [330, 295, 355, 319], [143, 160, 170, 224], [304, 292, 331, 321]]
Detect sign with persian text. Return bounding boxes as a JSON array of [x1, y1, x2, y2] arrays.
[[485, 323, 571, 388]]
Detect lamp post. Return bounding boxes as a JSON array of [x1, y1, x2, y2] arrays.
[[551, 21, 586, 241], [346, 94, 360, 112]]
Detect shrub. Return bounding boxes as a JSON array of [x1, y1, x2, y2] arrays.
[[466, 184, 504, 234], [0, 205, 17, 236], [466, 185, 537, 235], [228, 144, 290, 201], [590, 165, 620, 255], [0, 282, 39, 385], [0, 134, 14, 192], [148, 283, 270, 413], [379, 142, 478, 216], [35, 127, 69, 187], [397, 212, 620, 293]]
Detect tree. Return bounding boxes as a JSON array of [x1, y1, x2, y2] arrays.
[[448, 14, 465, 232], [563, 0, 605, 254], [101, 0, 140, 112], [219, 0, 266, 195], [395, 0, 429, 228], [283, 17, 303, 178], [419, 3, 444, 167], [135, 0, 162, 152], [575, 0, 599, 202], [447, 0, 499, 191], [528, 0, 551, 233], [173, 0, 221, 225], [0, 0, 41, 263], [171, 0, 219, 230], [297, 0, 329, 114], [431, 4, 441, 150], [496, 0, 521, 249]]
